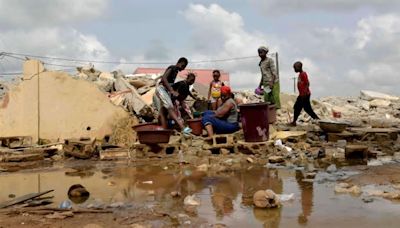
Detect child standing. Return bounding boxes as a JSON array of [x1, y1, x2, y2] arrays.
[[291, 61, 320, 126], [208, 70, 224, 110]]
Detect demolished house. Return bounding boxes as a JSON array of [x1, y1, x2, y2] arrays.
[[2, 59, 400, 227], [0, 60, 133, 142]]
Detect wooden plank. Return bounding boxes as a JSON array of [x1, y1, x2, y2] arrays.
[[99, 149, 129, 160], [0, 190, 54, 209]]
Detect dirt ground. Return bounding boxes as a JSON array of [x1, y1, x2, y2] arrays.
[[347, 164, 400, 186]]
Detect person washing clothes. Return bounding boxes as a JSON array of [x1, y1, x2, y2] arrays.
[[208, 69, 224, 110], [258, 46, 280, 109], [153, 57, 192, 134], [291, 61, 320, 126], [171, 73, 197, 120]]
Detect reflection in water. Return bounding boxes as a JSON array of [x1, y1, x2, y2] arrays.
[[295, 170, 314, 225], [253, 208, 281, 228], [113, 165, 284, 224], [210, 176, 239, 218], [5, 163, 400, 227]]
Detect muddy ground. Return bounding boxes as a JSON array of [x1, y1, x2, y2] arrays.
[[1, 155, 400, 228]]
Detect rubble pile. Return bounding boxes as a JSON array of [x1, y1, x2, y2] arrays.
[[75, 65, 155, 120]]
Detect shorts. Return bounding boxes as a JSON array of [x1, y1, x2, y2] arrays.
[[153, 85, 173, 111]]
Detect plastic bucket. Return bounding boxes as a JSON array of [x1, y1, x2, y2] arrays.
[[187, 118, 203, 136], [239, 102, 269, 142]]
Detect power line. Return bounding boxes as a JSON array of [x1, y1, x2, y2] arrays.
[[2, 51, 264, 65]]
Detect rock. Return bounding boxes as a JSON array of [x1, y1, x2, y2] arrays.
[[68, 184, 90, 204], [68, 184, 90, 197], [349, 185, 362, 194], [359, 100, 370, 111], [370, 99, 391, 108], [184, 195, 200, 206], [362, 198, 374, 203], [197, 164, 209, 172], [223, 159, 233, 166], [51, 154, 63, 161], [220, 148, 230, 155], [360, 90, 399, 101], [365, 189, 384, 197], [246, 157, 254, 163], [326, 164, 337, 173], [368, 159, 383, 166], [253, 189, 281, 208], [268, 156, 284, 164], [382, 192, 400, 200], [170, 191, 181, 197], [334, 184, 361, 195]]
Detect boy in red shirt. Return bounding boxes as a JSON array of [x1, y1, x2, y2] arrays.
[[291, 61, 319, 126]]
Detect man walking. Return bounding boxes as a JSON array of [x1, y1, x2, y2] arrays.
[[291, 61, 319, 126]]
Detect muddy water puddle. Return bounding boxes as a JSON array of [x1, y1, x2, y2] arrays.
[[1, 162, 400, 227]]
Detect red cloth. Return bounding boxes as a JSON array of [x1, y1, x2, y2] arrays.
[[220, 86, 231, 95], [297, 72, 311, 96]]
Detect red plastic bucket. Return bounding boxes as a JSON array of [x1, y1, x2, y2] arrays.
[[187, 118, 203, 136], [239, 102, 269, 142]]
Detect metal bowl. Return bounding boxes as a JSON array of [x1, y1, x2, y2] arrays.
[[318, 120, 349, 133]]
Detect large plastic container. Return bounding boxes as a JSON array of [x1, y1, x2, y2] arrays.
[[187, 118, 203, 136], [239, 102, 269, 142]]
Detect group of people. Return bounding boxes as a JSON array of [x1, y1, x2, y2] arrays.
[[258, 46, 319, 126], [152, 46, 320, 136], [257, 46, 319, 126]]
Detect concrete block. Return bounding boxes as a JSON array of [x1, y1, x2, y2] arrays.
[[0, 136, 32, 149], [203, 134, 235, 149], [63, 138, 96, 159], [345, 145, 368, 159], [100, 148, 130, 160]]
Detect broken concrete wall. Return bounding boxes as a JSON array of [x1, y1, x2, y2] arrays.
[[0, 60, 129, 142]]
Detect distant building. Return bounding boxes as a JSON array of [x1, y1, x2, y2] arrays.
[[133, 68, 230, 97]]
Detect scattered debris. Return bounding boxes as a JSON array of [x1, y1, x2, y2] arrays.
[[184, 195, 200, 206], [0, 190, 54, 209]]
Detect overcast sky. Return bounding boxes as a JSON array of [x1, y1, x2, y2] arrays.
[[0, 0, 399, 97]]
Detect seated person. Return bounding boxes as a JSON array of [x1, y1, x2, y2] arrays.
[[202, 86, 240, 137], [171, 73, 197, 120]]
